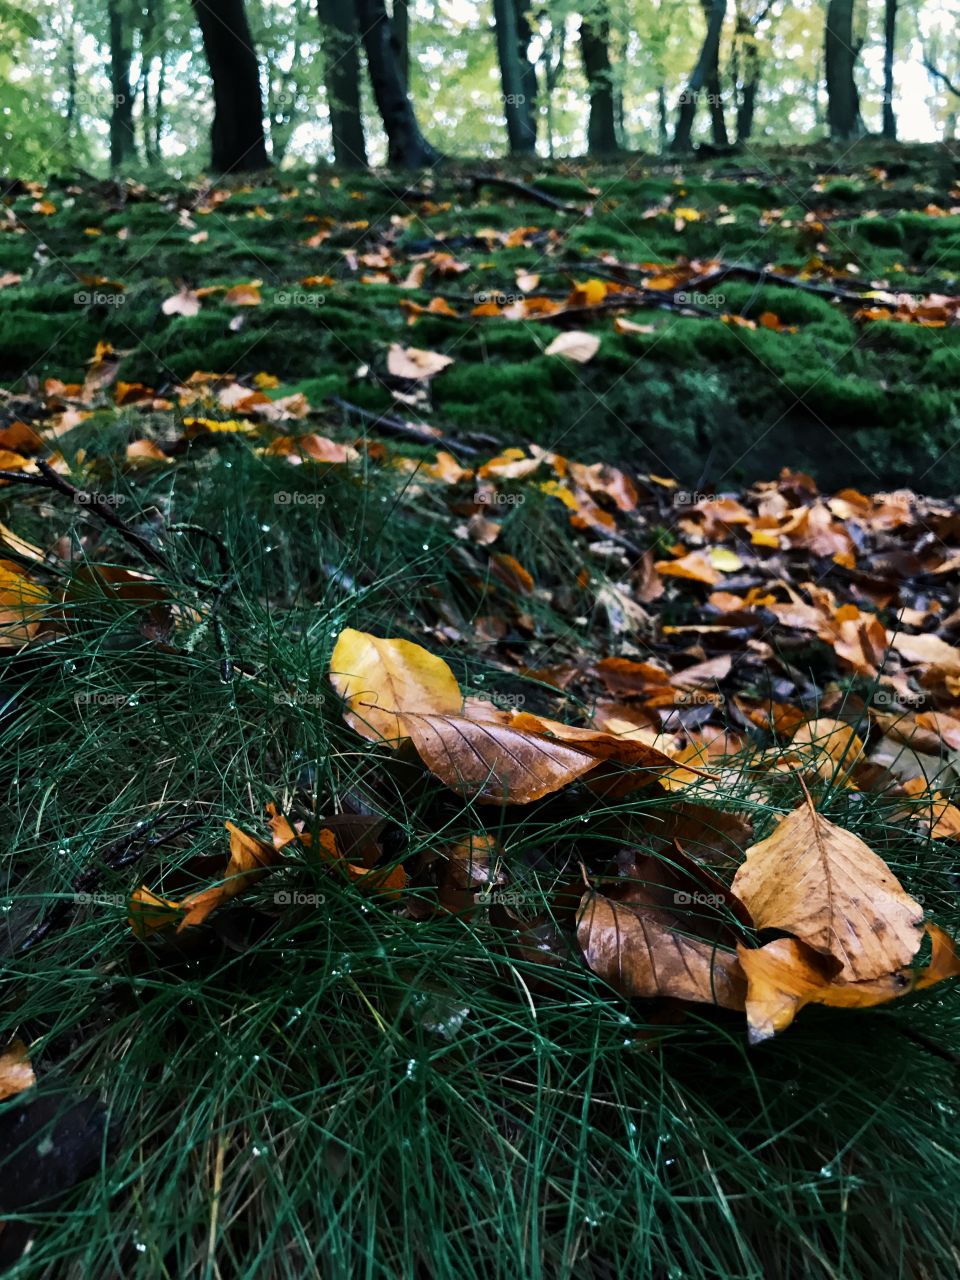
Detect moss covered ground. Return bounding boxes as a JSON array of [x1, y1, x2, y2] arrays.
[[2, 140, 959, 492]]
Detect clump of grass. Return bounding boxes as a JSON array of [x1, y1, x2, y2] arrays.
[[3, 432, 960, 1280]]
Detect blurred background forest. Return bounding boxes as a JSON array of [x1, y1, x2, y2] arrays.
[[2, 0, 960, 176]]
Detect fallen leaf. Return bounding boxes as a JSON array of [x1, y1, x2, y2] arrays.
[[578, 890, 745, 1008], [404, 711, 597, 803], [0, 1039, 36, 1101], [738, 924, 960, 1043], [387, 345, 454, 380], [545, 330, 600, 363], [731, 794, 924, 981], [329, 628, 462, 744]]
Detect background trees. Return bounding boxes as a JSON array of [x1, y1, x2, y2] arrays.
[[2, 0, 960, 173]]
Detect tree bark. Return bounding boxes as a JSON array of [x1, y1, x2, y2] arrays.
[[700, 0, 728, 145], [672, 0, 726, 152], [882, 0, 897, 140], [579, 7, 618, 155], [318, 0, 367, 167], [355, 0, 437, 167], [493, 0, 537, 154], [825, 0, 864, 141], [734, 8, 761, 143], [392, 0, 409, 91], [108, 0, 136, 170], [191, 0, 271, 172]]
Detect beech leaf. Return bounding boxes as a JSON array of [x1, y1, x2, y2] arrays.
[[731, 795, 924, 981]]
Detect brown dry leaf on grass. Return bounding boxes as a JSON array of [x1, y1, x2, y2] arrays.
[[577, 891, 746, 1009], [731, 790, 924, 981], [0, 1039, 36, 1101], [738, 925, 960, 1043]]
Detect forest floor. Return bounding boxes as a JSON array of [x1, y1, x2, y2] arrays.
[[2, 142, 960, 1278]]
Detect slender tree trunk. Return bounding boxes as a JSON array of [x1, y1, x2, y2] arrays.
[[191, 0, 270, 172], [579, 7, 618, 154], [318, 0, 367, 167], [517, 2, 539, 123], [672, 0, 726, 151], [882, 0, 897, 140], [108, 0, 136, 170], [155, 47, 166, 158], [825, 0, 864, 140], [735, 13, 760, 142], [66, 22, 77, 130], [355, 0, 437, 166], [700, 0, 728, 145], [493, 0, 537, 154], [657, 84, 668, 152], [392, 0, 409, 91]]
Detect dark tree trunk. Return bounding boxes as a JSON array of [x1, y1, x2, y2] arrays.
[[657, 84, 668, 152], [392, 0, 409, 91], [355, 0, 437, 167], [318, 0, 367, 167], [700, 0, 728, 145], [882, 0, 897, 140], [672, 0, 726, 151], [108, 0, 136, 170], [825, 0, 864, 140], [516, 2, 539, 124], [579, 8, 618, 154], [140, 0, 163, 165], [493, 0, 537, 154], [734, 12, 760, 143], [191, 0, 270, 172]]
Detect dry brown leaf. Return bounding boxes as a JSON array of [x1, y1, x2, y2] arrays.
[[544, 330, 600, 363], [731, 795, 923, 981], [578, 891, 745, 1009], [791, 717, 865, 780], [403, 711, 597, 803], [0, 1039, 36, 1101], [387, 344, 454, 380], [891, 632, 960, 673], [738, 924, 960, 1042]]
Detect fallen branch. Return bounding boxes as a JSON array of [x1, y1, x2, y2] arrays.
[[328, 396, 485, 458], [464, 172, 586, 215], [15, 809, 206, 955]]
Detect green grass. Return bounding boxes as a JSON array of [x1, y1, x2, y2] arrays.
[[4, 144, 960, 1277], [3, 424, 960, 1278]]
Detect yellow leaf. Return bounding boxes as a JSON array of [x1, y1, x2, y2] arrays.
[[328, 628, 462, 744]]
